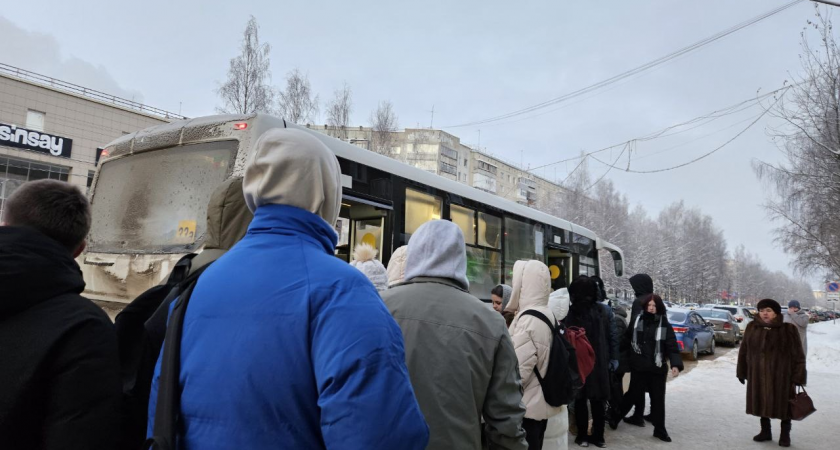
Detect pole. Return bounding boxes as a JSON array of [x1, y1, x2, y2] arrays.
[[812, 0, 840, 7]]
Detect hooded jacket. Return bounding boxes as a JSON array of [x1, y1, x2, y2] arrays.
[[382, 220, 528, 450], [784, 310, 809, 354], [387, 245, 409, 286], [148, 128, 429, 450], [188, 177, 253, 276], [0, 226, 121, 450], [506, 260, 564, 421], [629, 274, 654, 318]]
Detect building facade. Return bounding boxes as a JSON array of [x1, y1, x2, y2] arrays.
[[307, 124, 566, 208], [0, 64, 183, 219]]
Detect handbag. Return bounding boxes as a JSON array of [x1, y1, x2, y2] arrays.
[[789, 385, 816, 421]]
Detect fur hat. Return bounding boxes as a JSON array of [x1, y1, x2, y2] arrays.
[[757, 298, 782, 316], [350, 243, 388, 292]]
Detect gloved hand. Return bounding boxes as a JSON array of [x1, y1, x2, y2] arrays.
[[739, 378, 745, 385], [610, 360, 619, 372]]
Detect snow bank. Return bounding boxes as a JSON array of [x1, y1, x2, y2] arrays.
[[807, 321, 840, 374]]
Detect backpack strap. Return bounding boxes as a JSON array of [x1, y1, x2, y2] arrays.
[[166, 254, 197, 286], [144, 267, 205, 450], [520, 310, 557, 383]]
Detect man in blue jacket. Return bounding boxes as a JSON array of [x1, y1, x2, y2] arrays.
[[148, 127, 429, 449]]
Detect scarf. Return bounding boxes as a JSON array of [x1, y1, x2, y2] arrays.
[[631, 313, 665, 368]]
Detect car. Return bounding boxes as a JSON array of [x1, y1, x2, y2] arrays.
[[684, 303, 700, 310], [809, 311, 820, 323], [696, 309, 741, 346], [712, 305, 753, 333], [667, 308, 716, 360]]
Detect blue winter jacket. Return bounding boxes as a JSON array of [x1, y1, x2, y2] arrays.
[[148, 204, 429, 449]]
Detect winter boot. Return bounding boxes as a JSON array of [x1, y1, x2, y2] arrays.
[[753, 417, 772, 442], [779, 420, 791, 447], [623, 415, 645, 427]]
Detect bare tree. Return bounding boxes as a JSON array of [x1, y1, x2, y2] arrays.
[[370, 100, 399, 156], [326, 82, 353, 139], [277, 69, 319, 124], [216, 16, 275, 114], [754, 7, 840, 276]]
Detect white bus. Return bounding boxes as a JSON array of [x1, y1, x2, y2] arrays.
[[82, 114, 624, 303]]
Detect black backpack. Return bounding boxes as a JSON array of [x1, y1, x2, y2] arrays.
[[114, 254, 210, 450], [521, 310, 583, 406]]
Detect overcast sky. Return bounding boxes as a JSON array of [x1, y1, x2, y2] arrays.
[[1, 0, 827, 280]]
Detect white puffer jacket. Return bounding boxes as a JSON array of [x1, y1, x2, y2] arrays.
[[505, 260, 564, 421]]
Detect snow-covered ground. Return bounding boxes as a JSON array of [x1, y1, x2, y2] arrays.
[[572, 322, 840, 449]]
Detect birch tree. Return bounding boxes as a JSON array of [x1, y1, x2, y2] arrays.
[[370, 100, 399, 156], [326, 82, 353, 139], [217, 16, 275, 114], [278, 69, 319, 124]]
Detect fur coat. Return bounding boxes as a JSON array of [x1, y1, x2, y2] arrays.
[[736, 315, 807, 420]]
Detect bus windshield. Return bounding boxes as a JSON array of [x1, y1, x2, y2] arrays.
[[88, 140, 238, 253]]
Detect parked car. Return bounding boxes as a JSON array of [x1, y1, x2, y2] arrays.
[[696, 309, 741, 346], [809, 311, 820, 323], [712, 305, 753, 333], [667, 308, 716, 360], [684, 303, 700, 310]]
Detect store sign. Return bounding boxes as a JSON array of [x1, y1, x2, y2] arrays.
[[0, 123, 72, 158]]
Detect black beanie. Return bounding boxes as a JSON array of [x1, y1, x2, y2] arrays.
[[756, 298, 782, 316]]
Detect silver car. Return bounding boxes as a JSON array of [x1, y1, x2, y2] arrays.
[[697, 309, 741, 346]]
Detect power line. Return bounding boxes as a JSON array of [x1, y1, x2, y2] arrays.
[[441, 0, 804, 129]]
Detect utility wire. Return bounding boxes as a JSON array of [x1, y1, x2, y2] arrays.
[[441, 0, 804, 129]]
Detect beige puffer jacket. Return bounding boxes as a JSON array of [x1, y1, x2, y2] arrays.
[[505, 260, 564, 421]]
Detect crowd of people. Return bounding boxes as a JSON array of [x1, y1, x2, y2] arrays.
[[0, 127, 809, 449]]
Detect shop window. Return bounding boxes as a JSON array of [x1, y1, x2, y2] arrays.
[[479, 213, 502, 249], [26, 110, 45, 131], [450, 204, 476, 245], [405, 188, 441, 235]]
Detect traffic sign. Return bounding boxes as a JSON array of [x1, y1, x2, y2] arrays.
[[827, 281, 840, 292], [827, 292, 840, 301]]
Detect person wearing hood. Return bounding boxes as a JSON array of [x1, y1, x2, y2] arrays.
[[492, 284, 515, 326], [382, 220, 528, 450], [620, 294, 682, 442], [624, 273, 654, 423], [147, 128, 429, 449], [563, 276, 612, 448], [0, 180, 121, 449], [387, 245, 409, 287], [350, 243, 389, 291], [628, 273, 654, 319], [506, 260, 566, 450], [116, 177, 253, 448], [784, 300, 808, 354], [737, 299, 806, 448]]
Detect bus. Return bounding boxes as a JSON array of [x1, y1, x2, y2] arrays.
[[82, 113, 624, 303]]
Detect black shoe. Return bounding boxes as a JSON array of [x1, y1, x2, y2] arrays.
[[653, 430, 672, 442], [607, 416, 620, 430], [643, 414, 653, 423], [623, 416, 645, 427]]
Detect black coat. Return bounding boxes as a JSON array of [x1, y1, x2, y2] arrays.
[[624, 312, 683, 374], [612, 306, 631, 373], [564, 302, 613, 401], [0, 227, 121, 450]]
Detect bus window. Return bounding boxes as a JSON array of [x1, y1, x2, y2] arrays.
[[354, 218, 384, 255], [547, 248, 572, 290], [450, 204, 476, 245], [478, 213, 501, 249], [467, 246, 501, 299], [405, 188, 441, 235], [504, 217, 539, 279]]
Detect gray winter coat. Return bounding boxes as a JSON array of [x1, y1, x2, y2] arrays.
[[784, 310, 809, 354], [382, 220, 528, 450]]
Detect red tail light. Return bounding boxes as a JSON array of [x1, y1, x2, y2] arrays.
[[723, 322, 732, 330], [678, 341, 685, 350], [233, 122, 248, 130], [673, 326, 689, 334], [735, 316, 744, 322]]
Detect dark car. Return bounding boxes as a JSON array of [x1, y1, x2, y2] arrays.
[[696, 309, 740, 346], [666, 308, 716, 360]]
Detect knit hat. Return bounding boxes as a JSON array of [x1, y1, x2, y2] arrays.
[[386, 245, 409, 286], [757, 298, 782, 315], [788, 300, 801, 309], [350, 243, 388, 292]]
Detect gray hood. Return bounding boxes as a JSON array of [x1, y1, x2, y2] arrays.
[[243, 128, 342, 226], [404, 220, 469, 290]]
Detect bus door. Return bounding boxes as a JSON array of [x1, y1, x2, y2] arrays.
[[546, 244, 573, 291], [335, 194, 392, 263]]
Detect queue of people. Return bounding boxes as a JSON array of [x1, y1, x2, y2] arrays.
[[0, 127, 809, 449]]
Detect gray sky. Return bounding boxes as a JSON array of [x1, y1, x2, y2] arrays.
[[1, 0, 823, 279]]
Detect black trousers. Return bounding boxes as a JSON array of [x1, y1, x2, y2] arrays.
[[522, 418, 548, 450], [624, 371, 668, 432], [575, 398, 606, 443]]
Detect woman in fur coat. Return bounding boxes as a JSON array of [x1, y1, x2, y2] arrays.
[[736, 298, 807, 448]]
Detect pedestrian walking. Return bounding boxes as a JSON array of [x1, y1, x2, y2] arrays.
[[784, 300, 808, 354], [0, 180, 121, 450], [623, 273, 655, 422], [506, 260, 566, 450], [146, 128, 429, 449], [737, 298, 807, 448], [382, 220, 528, 450], [564, 276, 612, 448], [492, 284, 515, 326], [387, 245, 409, 286], [620, 294, 682, 442], [350, 243, 389, 291]]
